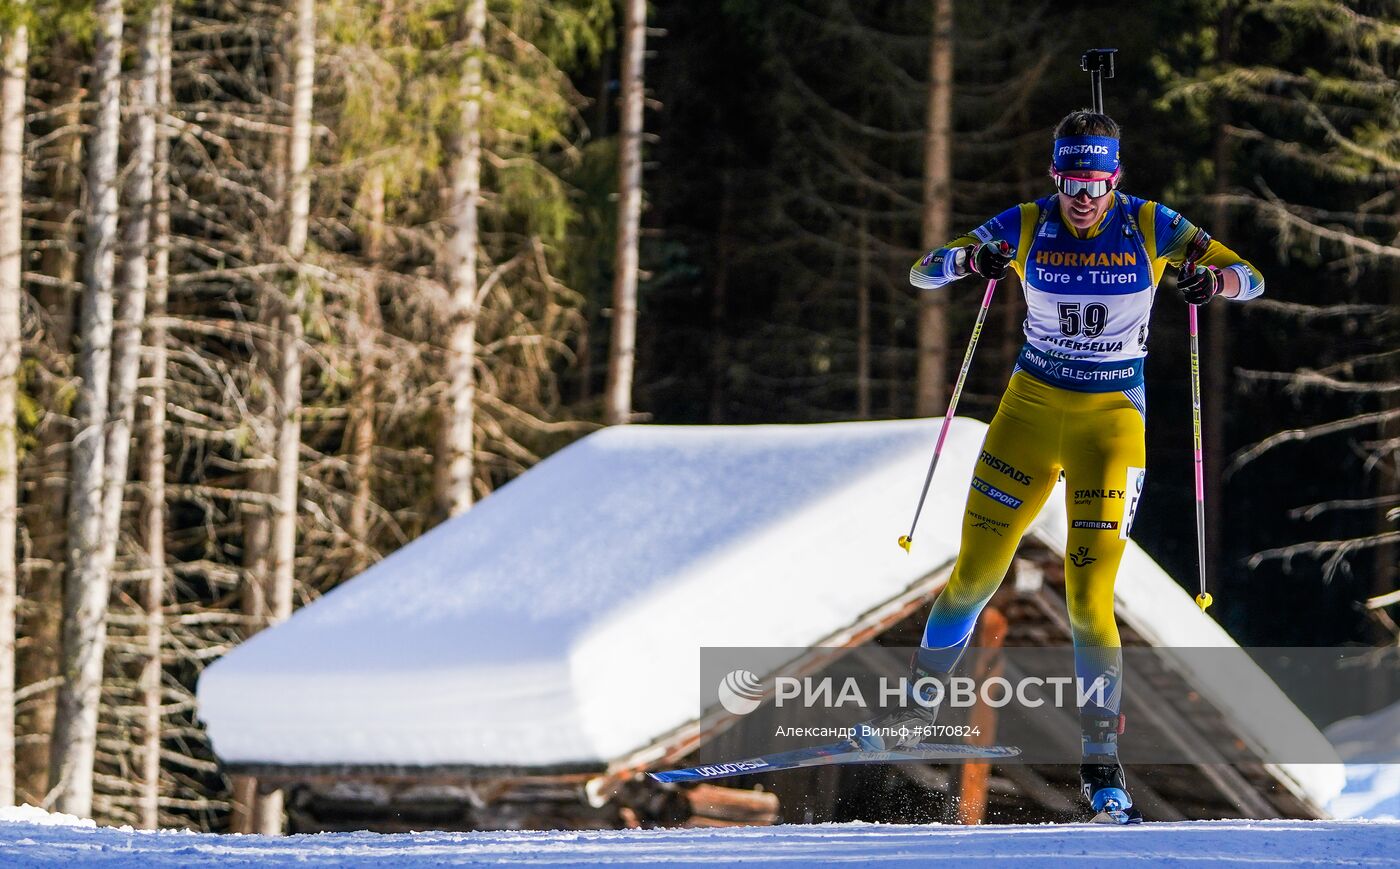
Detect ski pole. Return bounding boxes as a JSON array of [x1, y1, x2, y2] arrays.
[[1188, 304, 1211, 612], [898, 246, 1007, 553], [1183, 229, 1213, 612]]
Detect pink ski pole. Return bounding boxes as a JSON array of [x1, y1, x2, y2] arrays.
[[1183, 228, 1213, 611], [898, 250, 1006, 553]]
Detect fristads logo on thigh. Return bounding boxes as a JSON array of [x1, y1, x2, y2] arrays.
[[979, 450, 1034, 486]]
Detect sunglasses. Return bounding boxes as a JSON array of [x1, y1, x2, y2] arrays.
[[1051, 167, 1121, 199]]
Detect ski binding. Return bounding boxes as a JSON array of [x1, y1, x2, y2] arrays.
[[1089, 787, 1143, 825]]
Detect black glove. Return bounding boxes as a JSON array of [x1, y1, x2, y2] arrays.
[[1178, 263, 1222, 305], [963, 240, 1012, 280]]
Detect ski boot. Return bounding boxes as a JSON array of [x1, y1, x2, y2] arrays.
[[1079, 706, 1141, 824], [851, 702, 939, 751], [849, 648, 955, 751], [1080, 758, 1142, 824]]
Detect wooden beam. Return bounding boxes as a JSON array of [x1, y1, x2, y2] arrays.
[[685, 784, 779, 825], [958, 607, 1008, 825]]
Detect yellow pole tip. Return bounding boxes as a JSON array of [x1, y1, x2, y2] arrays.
[[1196, 592, 1213, 612], [897, 535, 912, 553]]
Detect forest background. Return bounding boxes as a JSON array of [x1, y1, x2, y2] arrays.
[[0, 0, 1392, 837]]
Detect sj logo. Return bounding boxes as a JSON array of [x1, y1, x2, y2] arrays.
[[1069, 546, 1097, 568]]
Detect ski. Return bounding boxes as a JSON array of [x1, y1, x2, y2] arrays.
[[1090, 807, 1144, 825], [648, 740, 1020, 784]]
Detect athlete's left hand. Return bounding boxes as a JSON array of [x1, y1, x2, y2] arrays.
[[1178, 263, 1222, 306], [965, 240, 1013, 280]]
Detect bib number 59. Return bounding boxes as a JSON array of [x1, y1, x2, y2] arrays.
[[1058, 302, 1108, 338]]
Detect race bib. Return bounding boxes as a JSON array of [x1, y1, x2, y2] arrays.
[[1120, 466, 1146, 540]]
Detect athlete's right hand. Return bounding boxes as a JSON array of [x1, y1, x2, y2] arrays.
[[963, 241, 1012, 280]]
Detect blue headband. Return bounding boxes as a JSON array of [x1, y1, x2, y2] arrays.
[[1052, 135, 1120, 173]]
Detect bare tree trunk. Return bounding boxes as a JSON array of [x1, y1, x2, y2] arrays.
[[17, 64, 82, 807], [579, 40, 603, 408], [708, 169, 732, 424], [0, 4, 28, 809], [439, 0, 486, 518], [230, 454, 270, 834], [886, 215, 902, 417], [52, 0, 123, 818], [593, 45, 612, 140], [349, 169, 384, 570], [101, 0, 163, 643], [856, 206, 871, 420], [254, 0, 316, 835], [1003, 102, 1032, 373], [576, 325, 593, 404], [272, 0, 313, 632], [915, 0, 953, 417], [604, 0, 647, 426], [138, 0, 172, 829], [233, 15, 289, 721]]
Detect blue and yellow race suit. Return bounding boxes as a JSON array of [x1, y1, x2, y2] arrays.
[[908, 192, 1263, 732]]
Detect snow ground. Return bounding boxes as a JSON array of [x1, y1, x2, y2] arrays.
[[1, 810, 1398, 868]]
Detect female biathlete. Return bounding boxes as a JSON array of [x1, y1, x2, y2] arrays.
[[860, 110, 1264, 820]]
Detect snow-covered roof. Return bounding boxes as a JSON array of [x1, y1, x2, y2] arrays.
[[196, 418, 1342, 809], [1326, 701, 1400, 819]]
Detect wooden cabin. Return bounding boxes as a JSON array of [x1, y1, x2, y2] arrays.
[[197, 419, 1342, 832]]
